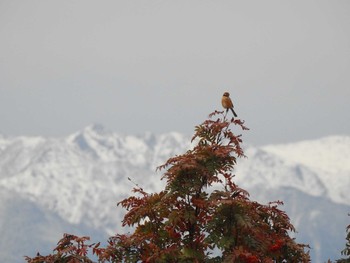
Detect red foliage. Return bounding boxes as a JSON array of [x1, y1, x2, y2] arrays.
[[25, 110, 311, 262], [269, 239, 284, 252], [24, 234, 99, 263], [241, 254, 260, 263]]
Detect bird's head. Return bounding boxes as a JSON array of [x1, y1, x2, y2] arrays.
[[223, 92, 230, 97]]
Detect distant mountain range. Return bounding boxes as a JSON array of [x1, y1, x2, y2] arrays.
[[0, 125, 349, 262]]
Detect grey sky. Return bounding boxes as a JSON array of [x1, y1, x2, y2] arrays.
[[1, 1, 349, 145]]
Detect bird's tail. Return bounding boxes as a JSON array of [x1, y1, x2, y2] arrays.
[[231, 108, 238, 117]]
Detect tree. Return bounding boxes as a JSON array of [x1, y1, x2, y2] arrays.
[[336, 219, 350, 263], [24, 234, 100, 263], [25, 111, 310, 262]]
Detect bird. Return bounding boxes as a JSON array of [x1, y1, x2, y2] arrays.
[[221, 92, 238, 117]]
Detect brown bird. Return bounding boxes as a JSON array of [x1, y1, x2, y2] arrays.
[[221, 92, 238, 117]]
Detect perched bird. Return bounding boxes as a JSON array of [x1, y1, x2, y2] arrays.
[[221, 92, 238, 117]]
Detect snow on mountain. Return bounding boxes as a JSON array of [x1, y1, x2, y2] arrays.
[[235, 147, 328, 199], [0, 187, 105, 263], [0, 126, 349, 262], [262, 136, 350, 205], [0, 125, 191, 233]]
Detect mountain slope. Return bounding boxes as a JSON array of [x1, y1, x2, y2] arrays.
[[262, 136, 350, 204], [0, 126, 349, 262]]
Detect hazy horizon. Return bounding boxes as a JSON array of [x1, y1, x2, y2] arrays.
[[1, 1, 349, 145]]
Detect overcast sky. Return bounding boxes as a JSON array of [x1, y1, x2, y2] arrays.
[[1, 1, 349, 145]]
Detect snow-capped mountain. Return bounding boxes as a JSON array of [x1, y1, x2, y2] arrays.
[[0, 126, 349, 262]]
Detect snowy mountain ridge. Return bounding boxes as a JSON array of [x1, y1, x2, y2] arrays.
[[0, 125, 191, 230], [0, 127, 349, 225], [235, 135, 350, 206], [0, 126, 349, 262], [262, 136, 350, 205]]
